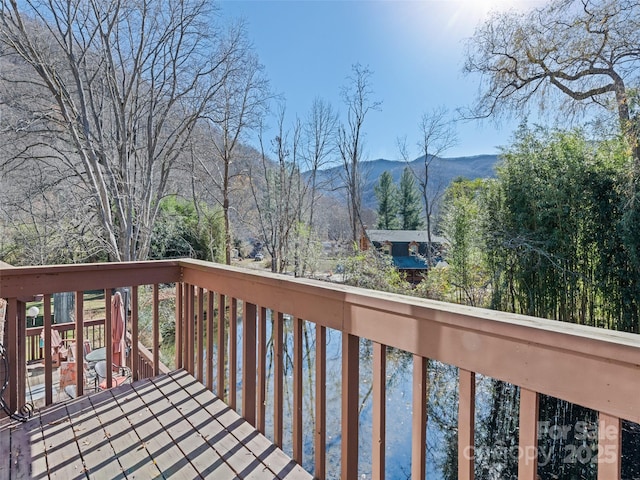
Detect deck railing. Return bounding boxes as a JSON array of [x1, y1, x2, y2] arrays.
[[25, 319, 106, 363], [1, 259, 639, 480]]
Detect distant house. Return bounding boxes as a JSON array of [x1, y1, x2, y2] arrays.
[[360, 229, 446, 284]]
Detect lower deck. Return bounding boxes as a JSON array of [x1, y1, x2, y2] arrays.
[[1, 369, 312, 479]]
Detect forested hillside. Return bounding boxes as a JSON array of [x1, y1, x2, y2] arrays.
[[312, 154, 499, 209]]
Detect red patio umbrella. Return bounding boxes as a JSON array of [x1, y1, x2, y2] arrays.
[[111, 291, 125, 366]]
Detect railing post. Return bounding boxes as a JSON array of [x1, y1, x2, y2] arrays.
[[186, 284, 195, 375], [518, 388, 539, 480], [412, 355, 427, 480], [152, 284, 159, 377], [274, 311, 284, 447], [458, 369, 476, 480], [341, 333, 359, 480], [5, 298, 23, 414], [229, 298, 237, 411], [17, 301, 26, 410], [75, 292, 85, 396], [196, 287, 204, 383], [216, 293, 225, 400], [293, 317, 303, 464], [206, 290, 214, 390], [242, 302, 257, 426], [372, 342, 386, 480], [175, 283, 183, 369], [598, 413, 621, 480], [131, 286, 139, 380], [314, 324, 326, 480], [43, 295, 53, 405], [257, 307, 267, 434]]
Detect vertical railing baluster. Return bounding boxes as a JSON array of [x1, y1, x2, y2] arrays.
[[217, 293, 226, 400], [131, 287, 139, 378], [186, 284, 195, 375], [411, 355, 427, 480], [518, 388, 539, 479], [458, 369, 476, 480], [257, 307, 267, 433], [229, 298, 238, 411], [175, 283, 183, 370], [196, 287, 204, 383], [206, 290, 214, 390], [43, 295, 53, 405], [274, 311, 284, 447], [315, 324, 326, 480], [152, 284, 159, 378], [75, 292, 85, 396], [598, 413, 621, 480], [105, 290, 112, 392], [17, 301, 26, 410], [293, 317, 303, 463], [6, 298, 20, 413], [242, 302, 257, 426], [342, 333, 359, 480], [372, 342, 386, 480]]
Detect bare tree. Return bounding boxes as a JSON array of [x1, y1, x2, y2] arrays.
[[399, 107, 457, 265], [0, 158, 103, 265], [299, 97, 338, 274], [0, 0, 240, 261], [464, 0, 640, 164], [197, 21, 271, 264], [337, 63, 381, 246], [251, 107, 302, 273]]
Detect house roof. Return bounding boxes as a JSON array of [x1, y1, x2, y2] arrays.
[[366, 229, 446, 244]]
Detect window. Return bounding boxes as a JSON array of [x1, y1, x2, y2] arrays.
[[409, 242, 418, 256]]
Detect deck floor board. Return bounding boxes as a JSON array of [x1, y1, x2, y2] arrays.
[[2, 370, 313, 480], [147, 374, 240, 478], [170, 370, 308, 479], [88, 389, 160, 479]]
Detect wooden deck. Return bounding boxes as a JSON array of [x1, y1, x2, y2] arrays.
[[0, 369, 312, 479]]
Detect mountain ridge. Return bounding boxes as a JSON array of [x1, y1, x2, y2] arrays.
[[314, 153, 501, 209]]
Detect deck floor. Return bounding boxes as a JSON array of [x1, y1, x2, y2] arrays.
[[1, 369, 312, 479]]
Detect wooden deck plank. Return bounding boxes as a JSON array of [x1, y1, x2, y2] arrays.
[[217, 406, 308, 480], [0, 415, 41, 480], [110, 379, 201, 479], [148, 374, 241, 478], [64, 394, 125, 479], [9, 419, 43, 480], [4, 370, 311, 480], [88, 388, 163, 479], [168, 380, 267, 478], [15, 411, 49, 479], [168, 370, 312, 479], [0, 420, 13, 479], [38, 403, 87, 479]]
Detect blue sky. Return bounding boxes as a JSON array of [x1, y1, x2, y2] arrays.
[[218, 0, 545, 160]]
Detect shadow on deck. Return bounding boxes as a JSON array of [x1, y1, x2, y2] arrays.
[[1, 369, 311, 479]]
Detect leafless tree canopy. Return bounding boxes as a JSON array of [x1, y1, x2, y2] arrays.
[[0, 0, 245, 261], [251, 105, 303, 273], [197, 20, 271, 264], [464, 0, 640, 161], [338, 63, 381, 245]]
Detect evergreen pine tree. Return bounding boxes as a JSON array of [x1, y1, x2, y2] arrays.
[[374, 171, 400, 229], [398, 168, 424, 230]]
